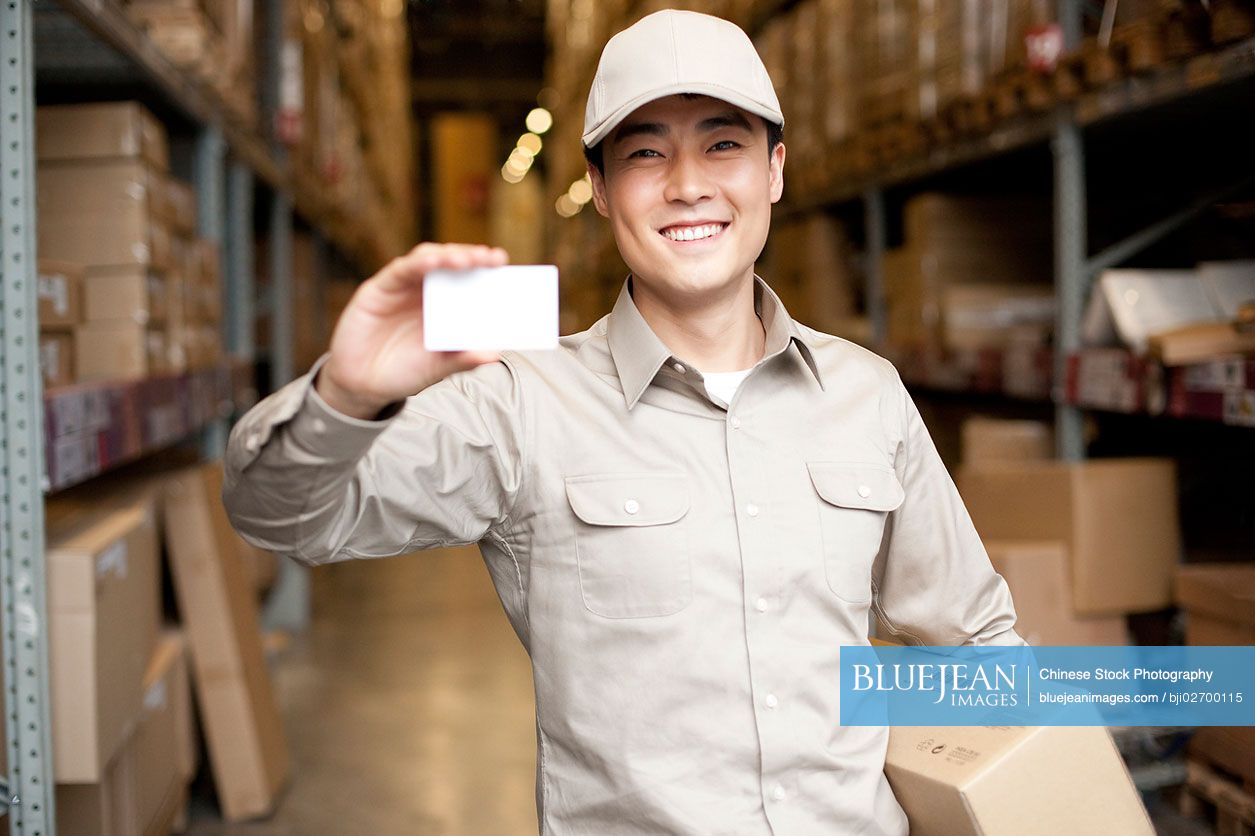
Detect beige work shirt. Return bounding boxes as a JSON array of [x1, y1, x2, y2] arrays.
[[224, 276, 1023, 835]]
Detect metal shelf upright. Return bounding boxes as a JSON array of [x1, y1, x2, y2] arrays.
[[1, 0, 58, 830]]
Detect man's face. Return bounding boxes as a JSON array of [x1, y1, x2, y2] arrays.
[[589, 94, 785, 304]]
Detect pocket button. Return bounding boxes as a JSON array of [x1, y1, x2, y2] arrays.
[[624, 499, 640, 515]]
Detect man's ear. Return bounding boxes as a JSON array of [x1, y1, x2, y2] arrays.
[[588, 162, 611, 218], [768, 142, 786, 204]]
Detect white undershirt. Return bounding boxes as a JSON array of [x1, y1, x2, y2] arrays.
[[702, 368, 753, 407]]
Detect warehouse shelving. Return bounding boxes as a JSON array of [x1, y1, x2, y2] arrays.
[[891, 345, 1255, 429], [1, 0, 396, 823]]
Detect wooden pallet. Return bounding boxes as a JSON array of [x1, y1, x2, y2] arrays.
[[1179, 758, 1255, 836]]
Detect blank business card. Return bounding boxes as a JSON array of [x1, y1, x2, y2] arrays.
[[423, 265, 560, 351]]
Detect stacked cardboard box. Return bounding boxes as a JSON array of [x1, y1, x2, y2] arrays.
[[44, 489, 197, 834], [54, 631, 197, 836], [37, 102, 224, 383], [884, 193, 1054, 352], [38, 103, 173, 381], [123, 0, 256, 127], [293, 0, 416, 262], [1175, 563, 1255, 785], [763, 213, 858, 334], [38, 260, 84, 389], [958, 457, 1182, 616], [958, 417, 1128, 645]]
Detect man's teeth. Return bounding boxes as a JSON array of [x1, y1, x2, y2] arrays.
[[662, 223, 724, 241]]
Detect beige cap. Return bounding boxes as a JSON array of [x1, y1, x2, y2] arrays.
[[582, 10, 784, 148]]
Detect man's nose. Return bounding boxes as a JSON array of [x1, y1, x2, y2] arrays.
[[663, 149, 715, 204]]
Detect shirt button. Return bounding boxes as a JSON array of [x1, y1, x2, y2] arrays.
[[754, 597, 769, 613], [764, 693, 779, 709], [311, 418, 327, 434], [858, 484, 872, 498], [746, 503, 759, 517], [673, 362, 686, 374], [729, 416, 741, 429], [624, 499, 640, 515], [244, 434, 260, 453], [771, 785, 787, 802]]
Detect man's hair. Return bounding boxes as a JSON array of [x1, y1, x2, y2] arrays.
[[583, 111, 784, 176]]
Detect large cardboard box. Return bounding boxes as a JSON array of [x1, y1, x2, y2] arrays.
[[83, 268, 169, 325], [1176, 563, 1255, 783], [1176, 563, 1255, 641], [134, 632, 191, 835], [162, 464, 289, 820], [37, 259, 84, 328], [75, 321, 169, 381], [885, 725, 1154, 835], [960, 417, 1054, 466], [46, 495, 161, 783], [985, 541, 1127, 646], [957, 459, 1180, 615], [37, 159, 171, 271], [36, 102, 170, 170], [56, 750, 134, 836]]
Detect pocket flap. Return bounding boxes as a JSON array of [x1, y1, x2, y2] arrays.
[[807, 462, 904, 513], [565, 473, 690, 526]]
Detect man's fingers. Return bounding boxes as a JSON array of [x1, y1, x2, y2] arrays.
[[374, 244, 511, 294]]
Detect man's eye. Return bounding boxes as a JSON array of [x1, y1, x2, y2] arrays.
[[710, 140, 741, 151], [629, 148, 661, 158]]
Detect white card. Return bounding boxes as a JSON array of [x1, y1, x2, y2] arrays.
[[423, 265, 560, 351]]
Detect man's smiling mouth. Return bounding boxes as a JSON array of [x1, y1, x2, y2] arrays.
[[659, 222, 728, 242]]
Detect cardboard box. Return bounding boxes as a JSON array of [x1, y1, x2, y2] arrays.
[[74, 321, 169, 381], [56, 750, 133, 836], [985, 541, 1127, 645], [36, 102, 169, 170], [39, 331, 75, 388], [957, 459, 1181, 615], [162, 464, 289, 820], [37, 159, 171, 271], [1176, 563, 1255, 638], [961, 417, 1054, 465], [134, 632, 191, 835], [83, 268, 169, 325], [1176, 564, 1255, 784], [46, 495, 161, 783], [166, 177, 198, 236], [885, 725, 1154, 836], [37, 259, 84, 327]]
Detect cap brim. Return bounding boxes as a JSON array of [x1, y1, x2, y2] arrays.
[[582, 81, 784, 147]]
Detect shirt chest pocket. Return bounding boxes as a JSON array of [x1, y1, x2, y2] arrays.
[[807, 462, 904, 604], [564, 473, 692, 619]]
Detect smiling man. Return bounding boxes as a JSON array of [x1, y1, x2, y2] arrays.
[[224, 10, 1023, 835]]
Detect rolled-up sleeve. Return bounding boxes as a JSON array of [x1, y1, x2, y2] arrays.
[[222, 355, 526, 566], [872, 372, 1025, 647]]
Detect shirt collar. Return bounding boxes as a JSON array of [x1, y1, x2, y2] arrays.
[[606, 275, 824, 410]]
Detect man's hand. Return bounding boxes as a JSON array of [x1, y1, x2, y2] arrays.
[[317, 243, 510, 419]]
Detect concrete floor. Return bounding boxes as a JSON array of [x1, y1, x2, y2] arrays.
[[183, 547, 1219, 836], [186, 546, 539, 836]]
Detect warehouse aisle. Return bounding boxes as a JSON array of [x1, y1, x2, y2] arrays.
[[186, 547, 539, 835]]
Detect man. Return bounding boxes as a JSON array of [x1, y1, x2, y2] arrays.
[[224, 10, 1023, 834]]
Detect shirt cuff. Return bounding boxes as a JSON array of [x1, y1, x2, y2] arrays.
[[285, 356, 405, 464]]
